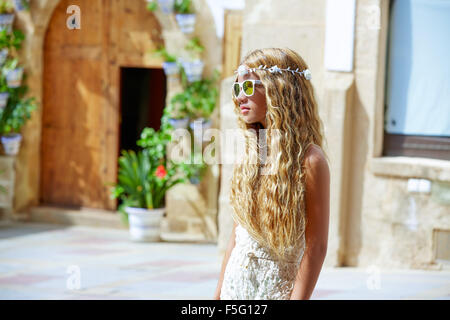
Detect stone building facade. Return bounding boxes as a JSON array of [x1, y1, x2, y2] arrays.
[[3, 0, 222, 241], [217, 0, 450, 270], [1, 0, 448, 270]]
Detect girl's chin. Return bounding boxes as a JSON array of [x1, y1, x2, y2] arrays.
[[243, 119, 261, 125]]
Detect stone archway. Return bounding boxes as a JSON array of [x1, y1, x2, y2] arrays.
[[14, 0, 222, 242], [15, 0, 165, 212]]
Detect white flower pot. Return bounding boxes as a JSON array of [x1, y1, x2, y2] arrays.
[[6, 67, 24, 88], [157, 0, 175, 14], [189, 176, 201, 185], [0, 48, 9, 66], [189, 118, 211, 144], [182, 60, 204, 83], [0, 14, 14, 33], [14, 0, 29, 11], [125, 206, 165, 242], [168, 117, 189, 129], [1, 133, 22, 156], [175, 13, 196, 34], [162, 61, 179, 76], [0, 92, 9, 109]]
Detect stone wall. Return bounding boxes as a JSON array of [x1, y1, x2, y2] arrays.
[[8, 0, 222, 242], [217, 0, 450, 270], [13, 0, 60, 216]]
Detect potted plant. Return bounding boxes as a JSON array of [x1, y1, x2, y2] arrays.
[[13, 0, 29, 11], [0, 48, 7, 66], [146, 0, 176, 14], [174, 0, 196, 34], [153, 46, 179, 77], [0, 80, 9, 109], [111, 149, 167, 242], [183, 71, 217, 117], [180, 37, 204, 83], [189, 116, 212, 146], [164, 90, 191, 129], [111, 126, 198, 241], [0, 29, 24, 50], [137, 125, 205, 190], [186, 150, 207, 185], [145, 0, 157, 12], [187, 73, 219, 146], [0, 27, 24, 111], [0, 91, 36, 155], [0, 1, 14, 33], [0, 29, 25, 66], [158, 0, 175, 14], [3, 58, 23, 88]]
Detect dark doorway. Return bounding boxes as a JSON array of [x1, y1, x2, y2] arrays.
[[119, 67, 166, 153]]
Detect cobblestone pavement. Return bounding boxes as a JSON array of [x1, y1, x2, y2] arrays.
[[0, 221, 449, 300]]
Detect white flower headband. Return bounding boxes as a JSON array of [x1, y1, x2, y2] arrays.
[[235, 64, 312, 80]]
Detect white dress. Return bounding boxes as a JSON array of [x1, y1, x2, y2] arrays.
[[220, 224, 306, 300]]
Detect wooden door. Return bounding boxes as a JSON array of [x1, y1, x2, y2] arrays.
[[41, 0, 113, 209], [41, 0, 164, 210]]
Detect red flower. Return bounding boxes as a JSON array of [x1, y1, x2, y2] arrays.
[[155, 165, 167, 179]]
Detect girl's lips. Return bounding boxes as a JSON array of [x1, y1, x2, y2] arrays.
[[240, 107, 250, 114]]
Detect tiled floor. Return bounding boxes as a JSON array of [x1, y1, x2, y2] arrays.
[[0, 221, 449, 300]]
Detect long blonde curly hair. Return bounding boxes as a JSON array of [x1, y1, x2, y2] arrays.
[[229, 47, 328, 261]]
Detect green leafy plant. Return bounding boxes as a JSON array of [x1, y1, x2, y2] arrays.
[[137, 123, 207, 184], [183, 71, 219, 119], [185, 37, 204, 60], [137, 126, 172, 166], [0, 29, 25, 50], [111, 123, 204, 224], [15, 0, 29, 11], [0, 169, 6, 194], [153, 46, 177, 63], [0, 0, 14, 14], [165, 90, 191, 119], [185, 150, 207, 184], [0, 74, 8, 92], [0, 66, 36, 136], [2, 57, 19, 75], [0, 95, 36, 135], [111, 149, 186, 210], [146, 0, 158, 12], [174, 0, 194, 14]]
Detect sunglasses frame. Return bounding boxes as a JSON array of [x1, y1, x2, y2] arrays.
[[232, 79, 262, 98]]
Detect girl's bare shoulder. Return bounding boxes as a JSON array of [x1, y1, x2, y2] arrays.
[[304, 144, 329, 173], [305, 144, 325, 160]]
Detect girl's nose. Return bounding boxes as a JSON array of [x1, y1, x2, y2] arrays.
[[237, 90, 248, 102]]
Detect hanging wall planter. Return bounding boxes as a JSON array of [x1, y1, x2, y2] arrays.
[[182, 59, 204, 83], [6, 67, 23, 88], [0, 13, 14, 33], [162, 61, 179, 77], [125, 206, 165, 242], [189, 176, 200, 184], [175, 13, 196, 34], [0, 92, 9, 109], [157, 0, 175, 14], [13, 0, 29, 11], [168, 117, 190, 129], [0, 48, 8, 66], [1, 133, 22, 156], [189, 117, 212, 131], [189, 117, 211, 145], [153, 47, 179, 78]]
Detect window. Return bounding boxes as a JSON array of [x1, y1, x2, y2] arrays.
[[384, 0, 450, 161]]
